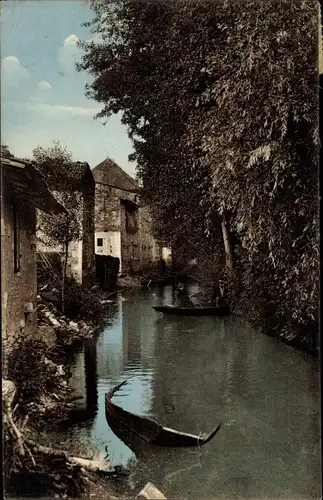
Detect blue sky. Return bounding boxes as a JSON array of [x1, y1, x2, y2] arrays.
[[1, 0, 136, 176]]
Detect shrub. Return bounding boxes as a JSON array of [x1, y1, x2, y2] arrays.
[[7, 338, 57, 405], [62, 277, 104, 321]]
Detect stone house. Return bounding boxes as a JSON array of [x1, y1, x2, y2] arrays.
[[93, 158, 170, 274], [37, 162, 95, 285], [1, 155, 66, 348]]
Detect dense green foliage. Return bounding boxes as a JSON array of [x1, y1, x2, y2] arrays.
[[78, 0, 319, 349], [7, 338, 61, 405]]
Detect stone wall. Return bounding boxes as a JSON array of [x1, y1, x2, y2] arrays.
[[94, 178, 168, 274], [95, 183, 122, 269], [120, 200, 141, 273], [94, 182, 142, 273], [1, 185, 38, 350], [95, 183, 121, 233]]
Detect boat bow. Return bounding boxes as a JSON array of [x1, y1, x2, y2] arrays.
[[105, 380, 222, 447]]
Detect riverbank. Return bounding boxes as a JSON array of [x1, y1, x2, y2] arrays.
[[121, 271, 319, 358], [40, 285, 319, 499], [231, 299, 319, 359], [3, 281, 130, 499], [5, 276, 317, 498]]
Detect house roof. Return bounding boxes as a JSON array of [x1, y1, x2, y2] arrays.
[[1, 156, 66, 215], [93, 158, 140, 193]]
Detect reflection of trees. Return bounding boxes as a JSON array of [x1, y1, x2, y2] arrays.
[[68, 306, 120, 426], [84, 339, 98, 418], [64, 291, 319, 499], [97, 304, 124, 379], [67, 339, 98, 428], [122, 301, 141, 364], [151, 316, 219, 428], [151, 318, 318, 498], [103, 303, 121, 328], [122, 294, 156, 372]]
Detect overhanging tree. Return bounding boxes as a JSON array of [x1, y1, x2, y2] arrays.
[[184, 0, 319, 343], [78, 0, 319, 348]]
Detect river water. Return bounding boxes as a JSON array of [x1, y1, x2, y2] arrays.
[[47, 286, 321, 499]]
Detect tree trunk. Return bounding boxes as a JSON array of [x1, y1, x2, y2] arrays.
[[24, 439, 111, 472], [61, 238, 69, 314], [221, 221, 233, 270]]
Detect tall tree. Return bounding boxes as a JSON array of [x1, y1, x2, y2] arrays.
[[79, 0, 319, 348], [185, 0, 319, 343], [34, 142, 82, 313], [78, 0, 217, 259]]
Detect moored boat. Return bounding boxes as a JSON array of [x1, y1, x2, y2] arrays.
[[105, 380, 221, 447], [153, 305, 230, 316], [140, 275, 177, 287]]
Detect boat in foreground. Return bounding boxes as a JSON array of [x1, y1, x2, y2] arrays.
[[105, 380, 221, 447], [153, 305, 230, 316]]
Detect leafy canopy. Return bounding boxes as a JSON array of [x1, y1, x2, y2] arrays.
[[78, 0, 319, 345]]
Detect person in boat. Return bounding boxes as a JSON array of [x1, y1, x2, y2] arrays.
[[211, 280, 228, 307], [174, 283, 195, 308]]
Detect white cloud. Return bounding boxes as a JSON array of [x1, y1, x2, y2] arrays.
[[24, 101, 100, 118], [57, 34, 81, 75], [1, 56, 30, 81], [64, 34, 79, 47], [37, 80, 52, 91]]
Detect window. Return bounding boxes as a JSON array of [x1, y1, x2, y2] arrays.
[[97, 238, 103, 247], [13, 204, 21, 273]]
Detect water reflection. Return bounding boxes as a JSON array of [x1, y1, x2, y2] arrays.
[[67, 340, 98, 427], [48, 286, 320, 499], [84, 339, 98, 418]]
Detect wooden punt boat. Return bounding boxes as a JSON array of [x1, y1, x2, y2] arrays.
[[141, 278, 165, 287], [105, 380, 221, 447], [141, 276, 177, 287], [153, 305, 230, 316]]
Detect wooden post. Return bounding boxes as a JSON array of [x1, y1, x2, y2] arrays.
[[221, 221, 233, 270], [61, 237, 69, 314]]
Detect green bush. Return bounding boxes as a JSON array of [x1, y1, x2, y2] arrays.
[[62, 277, 104, 321], [7, 338, 57, 405]]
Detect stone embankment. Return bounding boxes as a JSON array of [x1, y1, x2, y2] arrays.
[[37, 284, 101, 348]]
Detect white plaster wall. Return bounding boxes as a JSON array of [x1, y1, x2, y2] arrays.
[[68, 240, 83, 284], [36, 192, 85, 285], [95, 231, 122, 271], [37, 239, 83, 284]]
